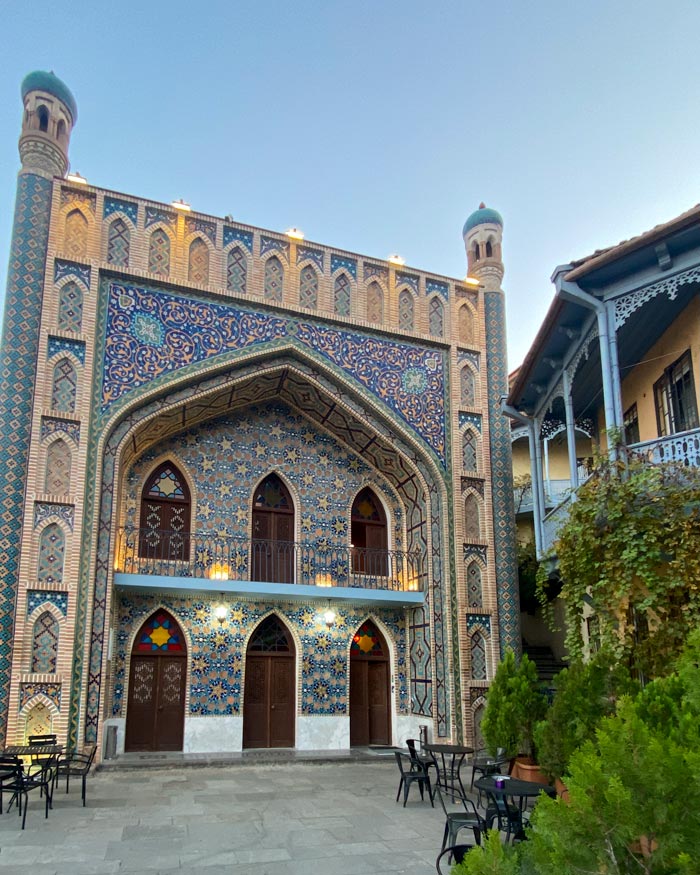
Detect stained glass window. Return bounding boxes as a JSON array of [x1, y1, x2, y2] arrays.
[[134, 610, 185, 652], [248, 615, 292, 652], [146, 466, 187, 500], [253, 474, 291, 509], [351, 620, 385, 657], [139, 463, 191, 560]]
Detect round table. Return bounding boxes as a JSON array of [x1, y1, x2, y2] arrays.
[[474, 774, 555, 842], [422, 743, 474, 800]]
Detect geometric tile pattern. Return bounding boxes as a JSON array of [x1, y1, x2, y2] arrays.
[[260, 236, 289, 259], [188, 238, 209, 285], [396, 272, 419, 294], [463, 544, 487, 564], [113, 594, 408, 717], [185, 217, 216, 244], [107, 218, 130, 267], [467, 613, 491, 633], [101, 282, 448, 464], [37, 523, 65, 584], [226, 247, 247, 294], [426, 279, 449, 300], [462, 430, 478, 471], [103, 197, 138, 224], [0, 172, 52, 748], [398, 290, 415, 331], [44, 438, 71, 494], [33, 503, 75, 531], [428, 297, 444, 337], [457, 350, 480, 371], [64, 209, 88, 260], [60, 189, 95, 213], [466, 560, 483, 610], [148, 229, 170, 276], [51, 358, 77, 413], [460, 367, 476, 407], [334, 273, 351, 316], [459, 412, 482, 433], [223, 227, 253, 252], [40, 416, 80, 445], [20, 683, 61, 711], [297, 246, 324, 270], [31, 610, 59, 673], [144, 207, 176, 229], [54, 259, 90, 288], [299, 265, 318, 309], [27, 590, 68, 617], [22, 700, 54, 736], [57, 281, 83, 332], [463, 493, 481, 542], [367, 282, 383, 323], [364, 262, 388, 284], [330, 255, 357, 279], [48, 336, 86, 366], [470, 630, 486, 680], [483, 290, 520, 656], [264, 256, 284, 302], [458, 305, 474, 346]]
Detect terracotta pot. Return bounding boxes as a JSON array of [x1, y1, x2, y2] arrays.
[[629, 836, 658, 858], [511, 756, 549, 785], [554, 777, 570, 802]]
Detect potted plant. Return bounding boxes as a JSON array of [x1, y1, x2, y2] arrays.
[[481, 648, 548, 780]]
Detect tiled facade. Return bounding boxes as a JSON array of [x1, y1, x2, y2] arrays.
[[0, 72, 518, 756]]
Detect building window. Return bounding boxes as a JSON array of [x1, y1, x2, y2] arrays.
[[623, 403, 640, 445], [350, 487, 388, 576], [299, 264, 318, 309], [227, 246, 247, 294], [139, 462, 191, 561], [654, 350, 699, 436], [398, 290, 414, 330]]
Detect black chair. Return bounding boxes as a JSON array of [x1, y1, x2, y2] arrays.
[[394, 751, 433, 807], [433, 781, 484, 855], [0, 755, 53, 829], [470, 747, 508, 789], [54, 744, 96, 807], [483, 788, 527, 844], [436, 844, 473, 873]]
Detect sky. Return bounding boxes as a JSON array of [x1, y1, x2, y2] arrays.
[[2, 0, 700, 369]]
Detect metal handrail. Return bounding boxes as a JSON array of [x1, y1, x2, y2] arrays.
[[114, 526, 427, 593]]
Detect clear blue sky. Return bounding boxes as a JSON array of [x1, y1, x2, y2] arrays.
[[3, 0, 700, 368]]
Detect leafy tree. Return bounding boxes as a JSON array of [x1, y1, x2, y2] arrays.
[[517, 538, 540, 615], [480, 648, 547, 760], [538, 456, 700, 679]]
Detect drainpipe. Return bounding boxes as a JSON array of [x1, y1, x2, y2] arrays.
[[553, 266, 619, 457], [502, 400, 543, 556]]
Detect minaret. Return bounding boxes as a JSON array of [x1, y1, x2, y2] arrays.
[[462, 204, 520, 657], [0, 72, 77, 747]]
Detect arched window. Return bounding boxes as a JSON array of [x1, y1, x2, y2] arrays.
[[462, 430, 478, 471], [149, 228, 170, 275], [473, 243, 480, 262], [367, 282, 383, 323], [37, 105, 49, 132], [139, 462, 191, 561], [463, 494, 480, 542], [248, 614, 293, 652], [460, 367, 476, 407], [458, 305, 474, 345], [32, 610, 59, 673], [45, 438, 71, 494], [334, 273, 351, 316], [38, 523, 65, 584], [264, 256, 284, 302], [299, 264, 318, 309], [471, 631, 487, 680], [64, 209, 88, 260], [398, 290, 414, 331], [51, 358, 77, 413], [467, 561, 483, 609], [252, 474, 294, 583], [485, 240, 493, 258], [227, 246, 247, 294], [56, 119, 66, 142], [188, 238, 209, 285], [351, 487, 388, 576], [107, 218, 130, 267], [57, 281, 83, 332], [429, 297, 444, 338]]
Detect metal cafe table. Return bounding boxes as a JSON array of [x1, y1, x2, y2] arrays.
[[421, 742, 474, 800], [474, 773, 556, 842]]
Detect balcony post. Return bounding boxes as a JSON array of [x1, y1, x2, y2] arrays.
[[502, 401, 544, 555], [562, 368, 579, 490]]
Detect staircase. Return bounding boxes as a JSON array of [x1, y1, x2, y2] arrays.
[[522, 644, 566, 687]]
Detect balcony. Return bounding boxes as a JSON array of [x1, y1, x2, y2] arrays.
[[113, 527, 427, 607], [540, 428, 700, 556]]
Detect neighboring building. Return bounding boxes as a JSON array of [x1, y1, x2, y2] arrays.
[[505, 203, 700, 566], [0, 73, 519, 756]]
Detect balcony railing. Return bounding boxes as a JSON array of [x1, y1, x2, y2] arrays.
[[114, 527, 427, 593]]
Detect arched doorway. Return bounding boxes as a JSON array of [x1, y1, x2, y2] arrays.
[[243, 615, 296, 748], [349, 619, 391, 746], [125, 609, 187, 752], [351, 487, 388, 577], [251, 473, 294, 583]]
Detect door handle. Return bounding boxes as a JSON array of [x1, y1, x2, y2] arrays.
[[270, 704, 276, 710]]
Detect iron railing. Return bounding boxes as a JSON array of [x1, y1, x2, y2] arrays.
[[114, 527, 427, 593]]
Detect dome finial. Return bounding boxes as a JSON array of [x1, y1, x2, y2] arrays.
[[479, 201, 486, 209]]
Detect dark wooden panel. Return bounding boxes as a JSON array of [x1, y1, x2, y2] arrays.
[[368, 661, 390, 745], [349, 660, 369, 746], [125, 656, 157, 752], [243, 656, 268, 748], [269, 657, 295, 747], [155, 658, 186, 751]]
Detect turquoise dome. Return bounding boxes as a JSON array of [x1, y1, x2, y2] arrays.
[[21, 71, 77, 122], [463, 203, 503, 236]]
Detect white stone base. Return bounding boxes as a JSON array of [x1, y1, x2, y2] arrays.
[[102, 717, 126, 756], [394, 714, 434, 747], [296, 715, 348, 749], [183, 715, 242, 752]]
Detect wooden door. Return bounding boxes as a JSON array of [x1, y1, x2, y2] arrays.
[[243, 615, 295, 748], [349, 620, 391, 746], [125, 610, 187, 752]]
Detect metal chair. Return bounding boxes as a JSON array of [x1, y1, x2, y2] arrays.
[[433, 781, 484, 855], [394, 751, 433, 807], [54, 744, 96, 807], [436, 844, 473, 873], [0, 755, 53, 829], [470, 747, 508, 788], [483, 787, 527, 844]]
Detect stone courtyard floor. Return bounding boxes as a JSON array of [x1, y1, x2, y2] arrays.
[[0, 760, 452, 874]]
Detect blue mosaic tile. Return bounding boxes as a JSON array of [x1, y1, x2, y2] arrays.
[[467, 613, 491, 634], [103, 197, 138, 224], [27, 590, 68, 617], [463, 544, 487, 563], [457, 350, 480, 371], [223, 227, 253, 252], [19, 682, 61, 711], [426, 279, 449, 300], [185, 216, 216, 244], [48, 336, 85, 365], [34, 502, 75, 532], [330, 254, 357, 279], [145, 206, 177, 229], [40, 416, 80, 445], [297, 246, 324, 271], [396, 272, 419, 294], [260, 235, 289, 259], [459, 412, 482, 433], [363, 262, 389, 283], [54, 259, 90, 288]]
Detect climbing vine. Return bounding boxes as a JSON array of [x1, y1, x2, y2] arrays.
[[538, 455, 700, 678]]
